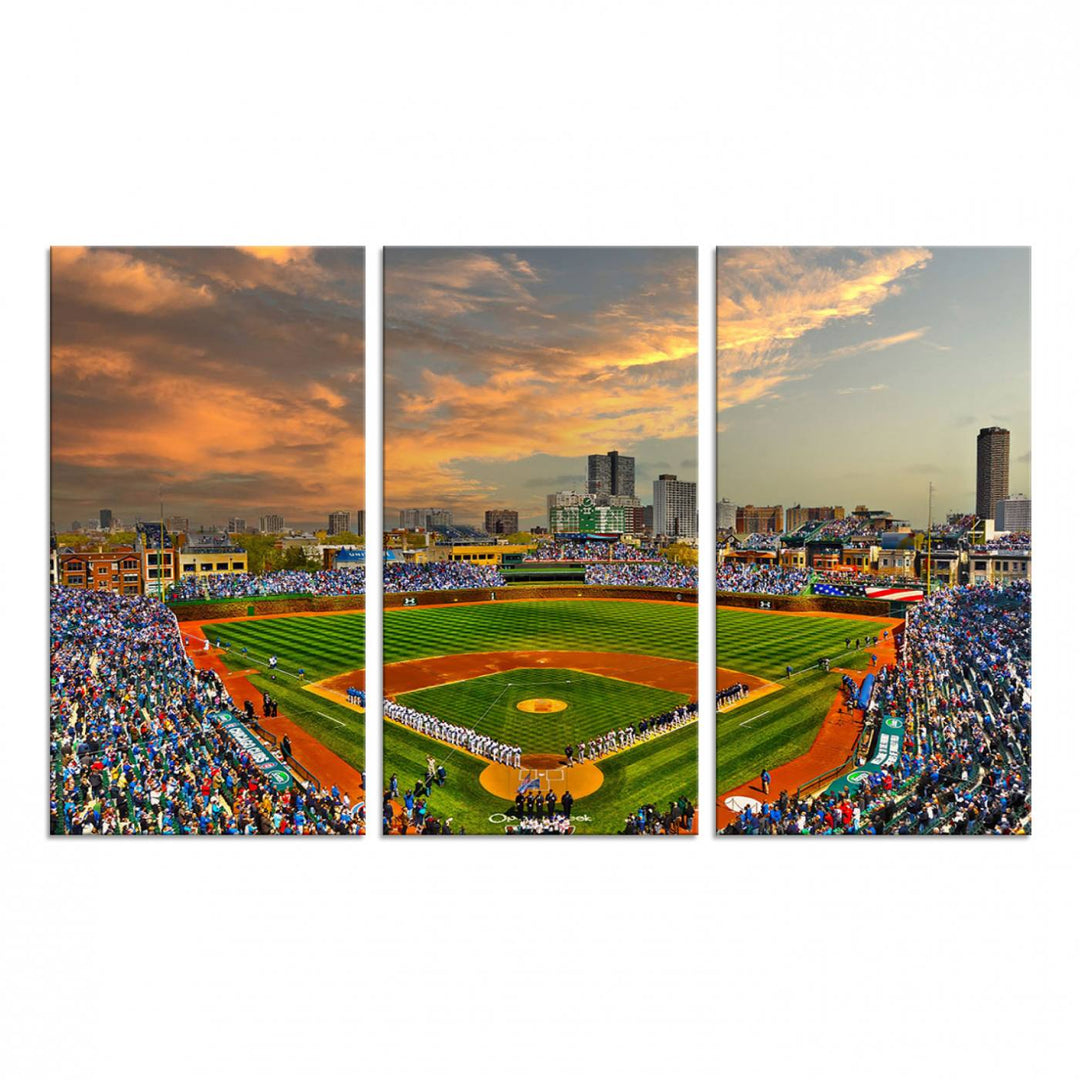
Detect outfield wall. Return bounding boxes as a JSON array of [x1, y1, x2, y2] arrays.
[[716, 591, 892, 618], [167, 584, 890, 621], [384, 584, 698, 608], [167, 594, 366, 621]]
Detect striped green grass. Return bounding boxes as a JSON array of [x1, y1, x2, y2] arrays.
[[395, 668, 686, 752], [201, 613, 364, 682], [384, 600, 696, 664], [717, 607, 890, 681], [716, 608, 890, 797], [383, 598, 697, 835]]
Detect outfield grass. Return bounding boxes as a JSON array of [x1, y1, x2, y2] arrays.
[[717, 607, 891, 681], [201, 612, 365, 771], [385, 600, 696, 663], [383, 721, 697, 835], [202, 613, 364, 682], [716, 607, 891, 795], [395, 667, 686, 752]]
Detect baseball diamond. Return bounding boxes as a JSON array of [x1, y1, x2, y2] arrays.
[[383, 594, 700, 835]]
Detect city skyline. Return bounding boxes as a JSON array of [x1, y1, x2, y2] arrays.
[[50, 246, 365, 530], [384, 247, 698, 529], [717, 247, 1030, 525]]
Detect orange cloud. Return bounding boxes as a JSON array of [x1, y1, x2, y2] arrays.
[[716, 247, 932, 410], [384, 250, 697, 515], [52, 247, 215, 314]]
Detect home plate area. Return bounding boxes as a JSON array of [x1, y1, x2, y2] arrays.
[[479, 754, 604, 800]]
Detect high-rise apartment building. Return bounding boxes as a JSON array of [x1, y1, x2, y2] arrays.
[[587, 450, 635, 498], [716, 499, 737, 531], [484, 509, 519, 535], [259, 513, 284, 534], [976, 426, 1010, 521], [327, 510, 350, 535], [653, 475, 697, 538], [994, 495, 1031, 533], [227, 516, 247, 533]]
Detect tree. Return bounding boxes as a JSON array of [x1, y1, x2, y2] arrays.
[[231, 533, 279, 574]]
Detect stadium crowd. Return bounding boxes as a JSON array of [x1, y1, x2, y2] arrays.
[[50, 586, 364, 834], [584, 561, 698, 588], [716, 563, 809, 595], [721, 581, 1031, 835], [383, 561, 505, 593], [167, 566, 365, 601], [526, 540, 661, 562]]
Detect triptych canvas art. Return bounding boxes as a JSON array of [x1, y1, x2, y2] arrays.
[[49, 246, 1031, 836]]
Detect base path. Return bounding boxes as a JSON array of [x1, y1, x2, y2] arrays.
[[382, 650, 702, 697], [715, 621, 903, 831], [178, 621, 365, 806]]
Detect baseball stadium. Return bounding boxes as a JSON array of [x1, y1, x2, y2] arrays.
[[49, 560, 368, 835], [382, 541, 699, 835], [714, 529, 1032, 834]]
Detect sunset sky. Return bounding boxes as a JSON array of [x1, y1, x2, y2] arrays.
[[50, 246, 364, 531], [717, 247, 1030, 525], [384, 247, 697, 527]]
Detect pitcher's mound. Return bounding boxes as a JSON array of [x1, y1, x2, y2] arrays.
[[516, 698, 568, 713], [479, 754, 603, 800]]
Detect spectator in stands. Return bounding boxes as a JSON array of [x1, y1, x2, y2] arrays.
[[49, 586, 364, 835]]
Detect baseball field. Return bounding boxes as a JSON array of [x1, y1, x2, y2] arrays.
[[383, 598, 699, 834], [715, 605, 896, 819], [193, 612, 366, 776]]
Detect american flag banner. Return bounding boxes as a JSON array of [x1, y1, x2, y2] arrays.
[[812, 582, 865, 597], [864, 586, 924, 602]]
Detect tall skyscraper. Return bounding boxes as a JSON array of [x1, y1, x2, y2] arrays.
[[357, 509, 365, 537], [99, 508, 114, 530], [976, 426, 1010, 520], [484, 509, 519, 536], [259, 513, 284, 534], [328, 510, 350, 535], [587, 450, 635, 498], [653, 475, 697, 538]]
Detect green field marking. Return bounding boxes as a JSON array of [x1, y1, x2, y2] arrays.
[[716, 608, 892, 796], [384, 600, 696, 664], [395, 667, 687, 753]]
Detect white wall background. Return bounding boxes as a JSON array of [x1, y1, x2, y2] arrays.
[[2, 2, 1076, 1077]]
